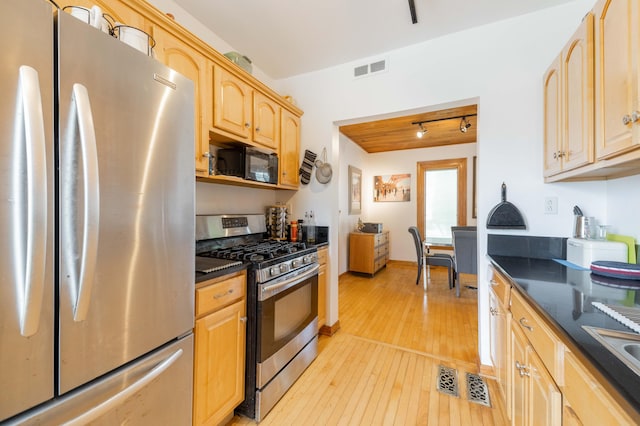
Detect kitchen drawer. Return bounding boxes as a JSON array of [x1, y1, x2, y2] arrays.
[[377, 233, 389, 245], [489, 267, 511, 306], [317, 247, 328, 266], [563, 350, 633, 425], [511, 290, 559, 378], [196, 271, 246, 317]]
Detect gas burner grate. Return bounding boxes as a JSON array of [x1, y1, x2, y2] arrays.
[[436, 365, 458, 397], [466, 373, 491, 406]]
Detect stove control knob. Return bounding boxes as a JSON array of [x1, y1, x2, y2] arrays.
[[280, 264, 289, 273], [303, 255, 313, 264], [270, 267, 279, 276], [291, 259, 301, 268]]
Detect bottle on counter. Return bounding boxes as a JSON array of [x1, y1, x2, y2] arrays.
[[297, 219, 303, 243], [290, 221, 298, 242], [307, 210, 316, 244]]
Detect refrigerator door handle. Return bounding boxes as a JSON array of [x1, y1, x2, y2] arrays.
[[71, 83, 100, 322], [18, 65, 48, 337], [61, 348, 184, 426]]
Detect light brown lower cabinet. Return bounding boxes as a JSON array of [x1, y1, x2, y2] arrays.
[[193, 271, 247, 426], [317, 246, 328, 332], [562, 349, 634, 426], [489, 265, 638, 426], [510, 321, 561, 426], [349, 231, 389, 275]]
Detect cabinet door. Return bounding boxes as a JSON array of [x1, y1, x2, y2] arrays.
[[193, 299, 246, 426], [253, 92, 280, 150], [489, 289, 509, 408], [213, 67, 252, 139], [562, 13, 595, 172], [543, 55, 563, 177], [594, 0, 640, 159], [152, 26, 211, 176], [528, 348, 562, 426], [279, 109, 301, 188], [318, 263, 327, 332], [510, 322, 528, 426]]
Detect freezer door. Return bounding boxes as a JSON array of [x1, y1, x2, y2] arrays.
[[10, 335, 194, 426], [57, 12, 195, 394], [0, 0, 54, 421]]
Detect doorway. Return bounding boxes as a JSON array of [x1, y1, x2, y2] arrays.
[[417, 158, 468, 245]]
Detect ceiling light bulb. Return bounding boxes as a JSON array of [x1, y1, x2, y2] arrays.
[[415, 123, 427, 138], [416, 130, 424, 138], [460, 117, 471, 133]]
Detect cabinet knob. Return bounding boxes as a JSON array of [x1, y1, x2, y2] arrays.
[[623, 114, 633, 125], [240, 316, 247, 323], [255, 127, 261, 132], [515, 361, 530, 377], [632, 111, 640, 123], [203, 152, 210, 158], [490, 307, 498, 316], [245, 122, 251, 128]]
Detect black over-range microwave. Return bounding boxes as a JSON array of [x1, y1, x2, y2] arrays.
[[215, 147, 278, 184]]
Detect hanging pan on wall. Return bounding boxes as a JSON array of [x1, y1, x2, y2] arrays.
[[486, 182, 526, 229]]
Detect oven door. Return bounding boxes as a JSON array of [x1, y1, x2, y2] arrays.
[[257, 264, 318, 377]]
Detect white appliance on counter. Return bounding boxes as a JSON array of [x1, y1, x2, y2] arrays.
[[567, 238, 628, 268], [1, 0, 194, 423]]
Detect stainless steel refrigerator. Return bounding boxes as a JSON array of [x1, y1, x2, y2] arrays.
[[0, 0, 195, 423]]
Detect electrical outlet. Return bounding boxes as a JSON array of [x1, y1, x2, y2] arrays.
[[544, 197, 558, 215]]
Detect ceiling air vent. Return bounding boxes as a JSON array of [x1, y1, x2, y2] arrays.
[[353, 58, 387, 79]]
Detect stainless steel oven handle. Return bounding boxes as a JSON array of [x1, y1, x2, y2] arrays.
[[260, 264, 319, 299]]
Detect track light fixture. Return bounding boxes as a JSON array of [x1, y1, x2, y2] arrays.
[[460, 116, 471, 133], [411, 113, 477, 139], [416, 123, 427, 138]]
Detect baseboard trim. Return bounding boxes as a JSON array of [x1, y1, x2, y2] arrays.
[[479, 363, 496, 379], [319, 320, 341, 336]]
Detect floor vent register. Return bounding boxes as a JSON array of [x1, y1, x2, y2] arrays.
[[435, 366, 491, 406]]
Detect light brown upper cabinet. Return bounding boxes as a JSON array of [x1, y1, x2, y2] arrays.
[[543, 13, 594, 178], [212, 67, 283, 152], [253, 92, 280, 150], [594, 0, 640, 159], [212, 66, 253, 141], [152, 26, 212, 177], [279, 109, 301, 188]]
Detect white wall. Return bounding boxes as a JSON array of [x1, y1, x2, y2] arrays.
[[277, 0, 600, 365], [606, 174, 640, 242], [337, 134, 369, 275], [196, 182, 276, 215]]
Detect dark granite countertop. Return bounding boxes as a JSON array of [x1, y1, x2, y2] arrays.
[[489, 255, 640, 414]]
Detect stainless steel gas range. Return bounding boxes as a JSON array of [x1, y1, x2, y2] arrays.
[[195, 214, 319, 421]]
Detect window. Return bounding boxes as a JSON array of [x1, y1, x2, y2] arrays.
[[417, 158, 467, 245]]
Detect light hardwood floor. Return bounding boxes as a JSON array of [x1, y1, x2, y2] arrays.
[[228, 263, 507, 425]]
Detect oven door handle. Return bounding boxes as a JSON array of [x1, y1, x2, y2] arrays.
[[260, 264, 319, 300]]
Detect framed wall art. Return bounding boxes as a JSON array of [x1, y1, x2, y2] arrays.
[[373, 174, 411, 202], [348, 165, 362, 214]]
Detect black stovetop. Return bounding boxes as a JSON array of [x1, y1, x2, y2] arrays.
[[198, 240, 309, 262]]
